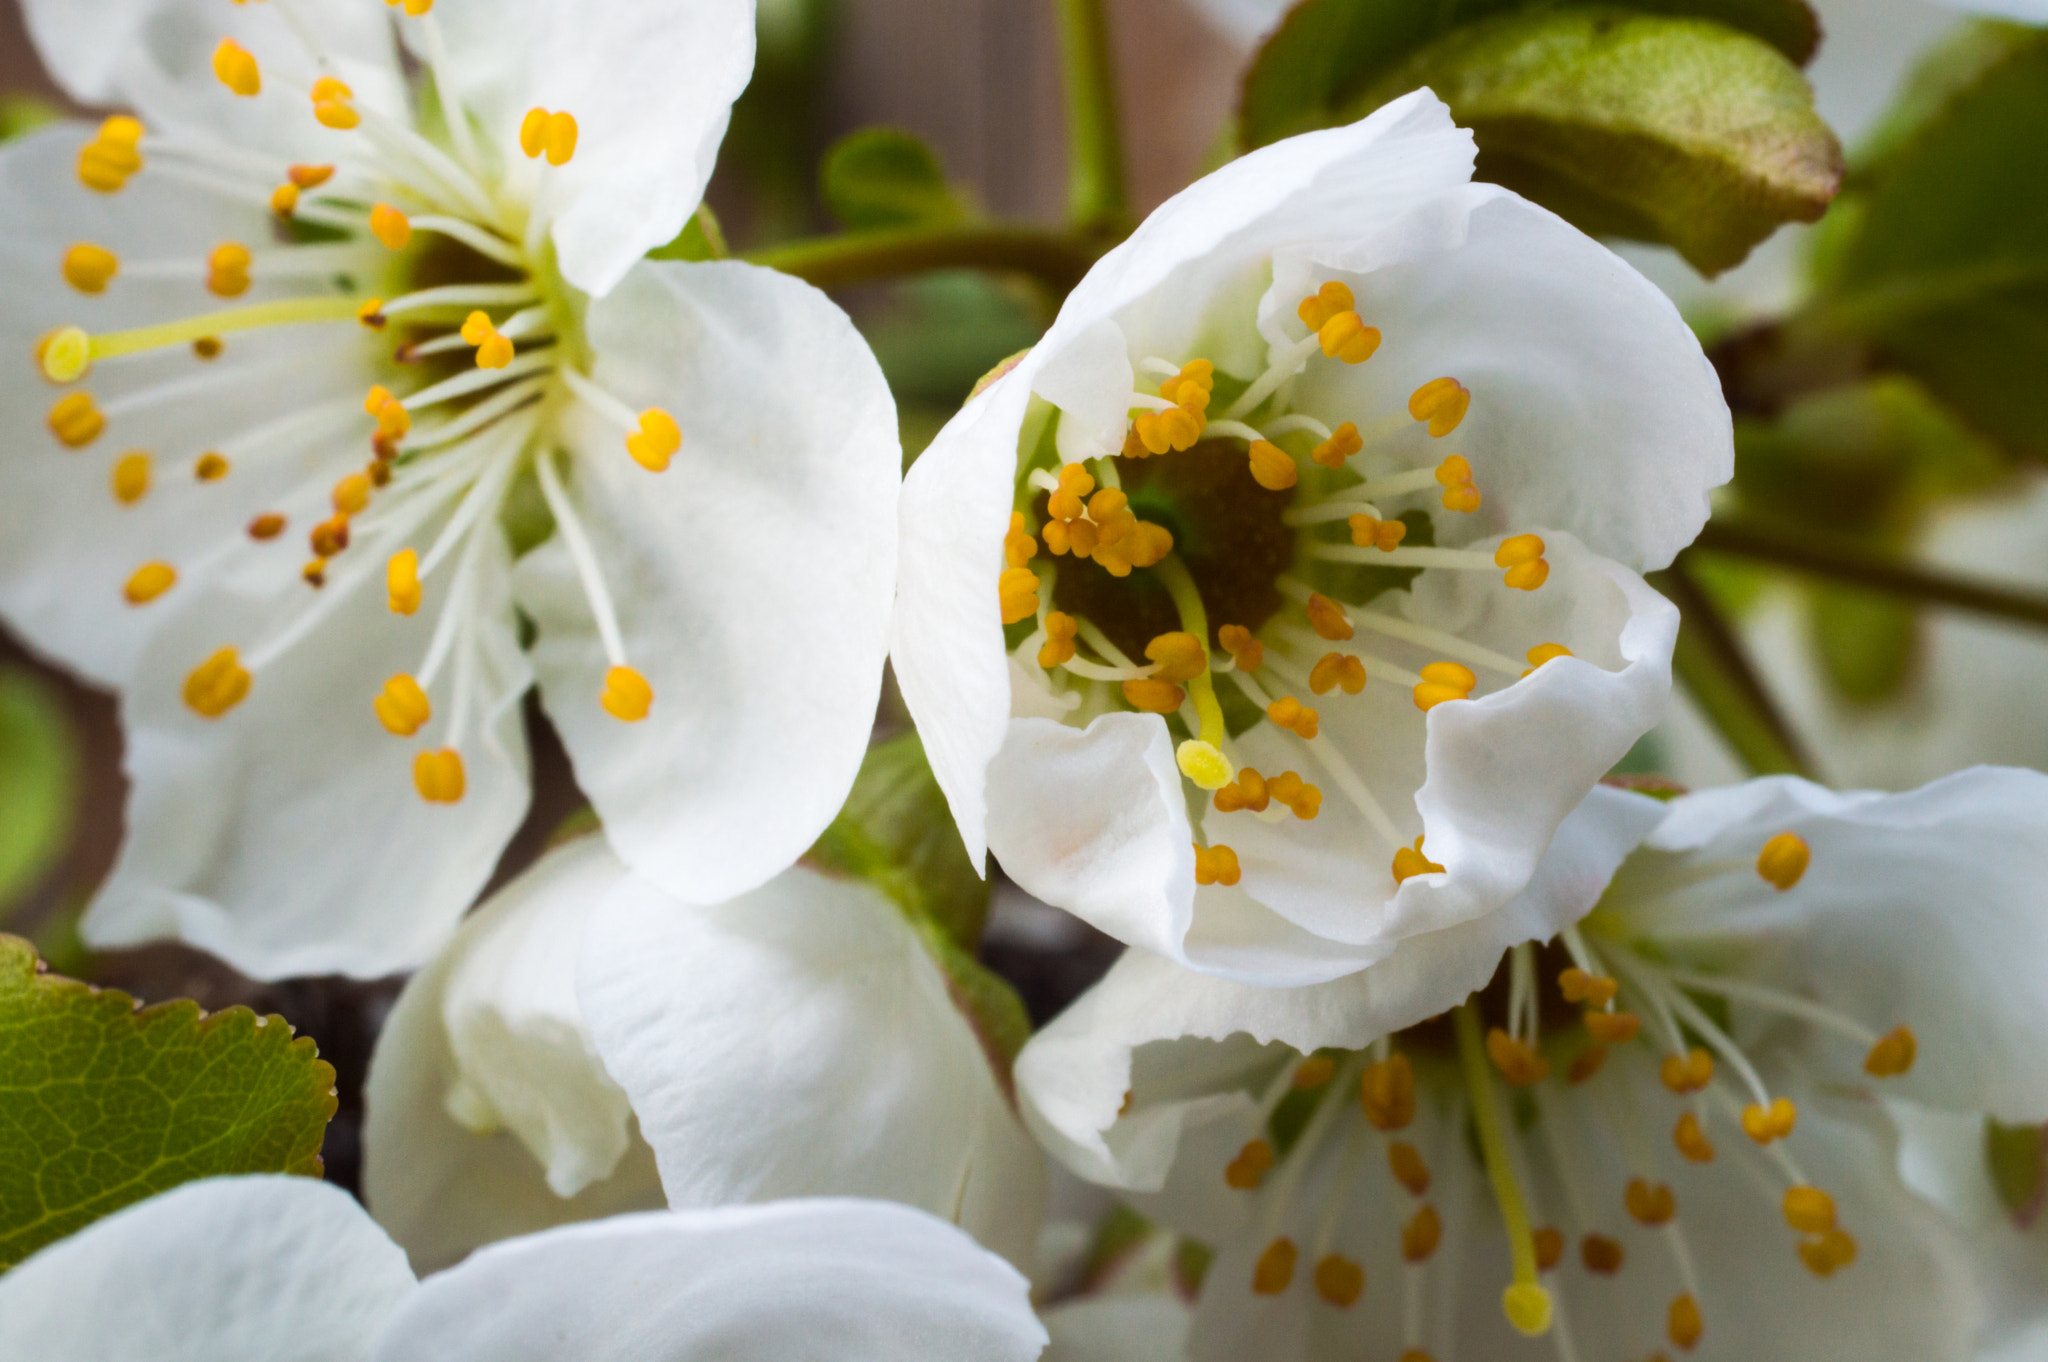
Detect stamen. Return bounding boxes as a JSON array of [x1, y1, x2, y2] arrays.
[[999, 568, 1040, 625], [1304, 592, 1352, 641], [413, 748, 466, 803], [1193, 843, 1241, 886], [1152, 553, 1230, 757], [1800, 1229, 1859, 1277], [1347, 513, 1406, 550], [124, 562, 176, 604], [1218, 623, 1263, 671], [370, 203, 413, 251], [38, 296, 364, 381], [183, 647, 252, 718], [460, 310, 514, 368], [1583, 1010, 1641, 1044], [1312, 422, 1362, 469], [195, 452, 230, 481], [1485, 1028, 1549, 1087], [600, 666, 654, 723], [1392, 837, 1444, 884], [249, 513, 286, 540], [374, 674, 432, 736], [1454, 1004, 1552, 1337], [1389, 1141, 1431, 1195], [1668, 1292, 1703, 1351], [387, 549, 423, 614], [1740, 1098, 1798, 1144], [1409, 379, 1471, 437], [111, 451, 151, 505], [1401, 1205, 1440, 1263], [1435, 455, 1481, 513], [1864, 1025, 1917, 1077], [1360, 1053, 1415, 1130], [1782, 1185, 1835, 1233], [1413, 662, 1476, 711], [78, 116, 144, 193], [1252, 1238, 1298, 1294], [212, 39, 262, 97], [1313, 1254, 1364, 1308], [1673, 1111, 1716, 1162], [1248, 439, 1297, 491], [311, 76, 360, 129], [1660, 1048, 1714, 1094], [1625, 1177, 1676, 1226], [1558, 968, 1618, 1006], [44, 391, 103, 449], [1224, 1136, 1274, 1188], [63, 244, 119, 293], [1308, 652, 1367, 695], [205, 243, 252, 297], [533, 449, 634, 676], [1038, 612, 1078, 668], [1756, 831, 1810, 890], [519, 108, 580, 165], [1524, 643, 1572, 676]]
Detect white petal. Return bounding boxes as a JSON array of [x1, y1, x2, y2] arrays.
[[84, 521, 531, 980], [413, 0, 754, 295], [1182, 0, 1290, 45], [518, 260, 897, 907], [1043, 1296, 1194, 1362], [0, 1175, 415, 1362], [363, 836, 666, 1271], [369, 1201, 1049, 1362], [576, 864, 1044, 1270], [1633, 767, 2048, 1122]]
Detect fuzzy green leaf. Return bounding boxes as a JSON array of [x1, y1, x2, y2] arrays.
[[820, 128, 963, 232], [0, 936, 335, 1270], [0, 669, 77, 919]]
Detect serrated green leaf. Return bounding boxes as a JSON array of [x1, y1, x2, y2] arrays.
[[0, 936, 336, 1270], [1240, 0, 1819, 151], [820, 127, 963, 232], [1335, 9, 1841, 273], [0, 669, 77, 920], [1986, 1118, 2046, 1225]]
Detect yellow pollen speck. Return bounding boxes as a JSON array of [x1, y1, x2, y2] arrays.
[[1495, 534, 1549, 590], [1742, 1097, 1797, 1144], [1217, 623, 1263, 672], [1312, 421, 1363, 470], [1669, 1292, 1703, 1350], [1248, 439, 1297, 491], [601, 666, 654, 722], [1388, 1140, 1431, 1195], [212, 38, 261, 96], [1756, 831, 1810, 890], [1224, 1137, 1273, 1189], [1865, 1025, 1917, 1077], [1176, 739, 1233, 791], [123, 562, 176, 605], [184, 646, 251, 718], [1583, 1010, 1640, 1044], [1660, 1046, 1714, 1094], [62, 243, 119, 294], [1410, 378, 1472, 437], [374, 673, 431, 736], [194, 452, 229, 481], [206, 242, 252, 297], [1626, 1177, 1676, 1226], [39, 326, 92, 384], [1414, 660, 1476, 711], [1360, 1053, 1416, 1131], [627, 408, 682, 472], [1503, 1282, 1552, 1338], [1038, 611, 1078, 668], [1783, 1185, 1836, 1234], [77, 117, 144, 193], [1674, 1111, 1716, 1162], [1348, 512, 1407, 552], [1558, 968, 1617, 1005], [1392, 836, 1444, 885], [1314, 1254, 1364, 1308], [111, 451, 151, 505], [1123, 677, 1184, 713], [1309, 652, 1366, 695], [1435, 454, 1481, 513], [387, 549, 422, 615], [1581, 1233, 1624, 1274], [1800, 1228, 1858, 1277], [414, 748, 466, 803], [1401, 1205, 1441, 1263], [520, 108, 580, 166], [48, 391, 105, 447], [1192, 842, 1240, 887], [999, 567, 1040, 625], [369, 202, 412, 250], [312, 76, 360, 129], [1486, 1028, 1549, 1087], [1252, 1238, 1297, 1294], [358, 299, 387, 329]]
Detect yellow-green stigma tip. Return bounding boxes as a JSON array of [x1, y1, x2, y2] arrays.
[[1176, 739, 1233, 791], [1503, 1282, 1553, 1337], [41, 326, 90, 383]]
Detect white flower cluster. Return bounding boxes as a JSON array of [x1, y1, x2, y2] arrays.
[[0, 1, 2042, 1360]]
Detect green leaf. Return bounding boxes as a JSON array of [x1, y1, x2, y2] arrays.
[[0, 935, 336, 1270], [1240, 0, 1819, 150], [1986, 1118, 2046, 1225], [0, 669, 77, 919], [820, 128, 964, 232]]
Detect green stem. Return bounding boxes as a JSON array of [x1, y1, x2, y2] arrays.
[[744, 223, 1101, 296], [1052, 0, 1129, 233], [1452, 1003, 1552, 1338], [1651, 558, 1816, 780], [1695, 517, 2048, 632]]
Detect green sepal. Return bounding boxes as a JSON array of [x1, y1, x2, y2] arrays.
[[648, 205, 731, 263], [0, 97, 59, 144], [0, 669, 77, 920], [820, 127, 965, 232], [0, 936, 336, 1270], [1986, 1118, 2047, 1226]]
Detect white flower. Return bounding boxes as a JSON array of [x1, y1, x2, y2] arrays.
[[0, 0, 899, 979], [363, 833, 1044, 1272], [0, 1174, 1049, 1362], [1015, 767, 2048, 1358], [893, 91, 1730, 988]]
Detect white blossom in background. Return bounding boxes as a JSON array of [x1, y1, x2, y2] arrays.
[[0, 0, 899, 979], [0, 1176, 1049, 1362], [1016, 768, 2048, 1359], [893, 91, 1729, 989], [363, 834, 1044, 1273]]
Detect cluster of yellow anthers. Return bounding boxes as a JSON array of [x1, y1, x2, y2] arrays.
[[1039, 465, 1174, 578], [1124, 359, 1212, 457]]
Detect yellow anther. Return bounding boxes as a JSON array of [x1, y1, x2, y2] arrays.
[[1434, 454, 1481, 513], [310, 513, 351, 558], [39, 326, 91, 384], [77, 117, 144, 193], [385, 0, 434, 14], [386, 549, 422, 615], [1309, 652, 1367, 696], [1674, 1111, 1716, 1162], [1414, 660, 1477, 711], [123, 562, 176, 605], [1305, 592, 1352, 641], [1313, 1254, 1364, 1308], [1626, 1177, 1676, 1226], [1660, 1047, 1714, 1094], [1293, 1054, 1337, 1088], [62, 244, 119, 294], [1401, 1205, 1441, 1263], [373, 673, 432, 736], [289, 163, 335, 189], [1783, 1185, 1836, 1234], [1741, 1097, 1798, 1144], [1145, 631, 1207, 683], [1267, 771, 1322, 820], [1400, 1353, 1437, 1362], [1317, 311, 1381, 365], [194, 452, 229, 482], [1388, 1141, 1431, 1196], [302, 557, 327, 588], [1360, 1053, 1416, 1131], [365, 387, 411, 444], [1865, 1025, 1917, 1077], [369, 203, 412, 250], [1581, 1233, 1624, 1274], [248, 512, 286, 540], [1495, 534, 1548, 590], [1176, 740, 1234, 791], [193, 336, 223, 360], [1224, 1137, 1273, 1189], [111, 451, 151, 505], [475, 332, 514, 369], [519, 108, 580, 166], [1567, 1044, 1607, 1084], [1502, 1283, 1552, 1338], [1159, 359, 1215, 407], [312, 76, 360, 129], [1252, 1238, 1297, 1295], [1192, 842, 1241, 887], [414, 748, 466, 803], [1312, 421, 1363, 470], [48, 392, 104, 447], [998, 567, 1040, 625], [1217, 623, 1263, 672], [212, 38, 261, 96], [610, 406, 681, 472], [1003, 512, 1037, 570], [1533, 1227, 1564, 1271], [205, 242, 252, 298], [356, 298, 387, 329], [459, 311, 496, 345], [1247, 439, 1297, 491], [1347, 512, 1407, 551], [1038, 611, 1078, 668], [183, 647, 251, 718], [1265, 696, 1319, 740], [1123, 677, 1184, 714], [1132, 404, 1205, 455], [1100, 520, 1172, 577], [1392, 836, 1444, 884], [1558, 968, 1617, 1006], [1409, 378, 1472, 438], [1668, 1292, 1703, 1351], [1756, 831, 1810, 890], [1214, 767, 1271, 814], [601, 666, 654, 722], [1486, 1028, 1549, 1087], [1799, 1229, 1858, 1277], [1583, 1010, 1641, 1044], [270, 182, 301, 216], [1523, 643, 1572, 677], [332, 471, 372, 516], [1045, 463, 1095, 522], [1298, 282, 1355, 331]]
